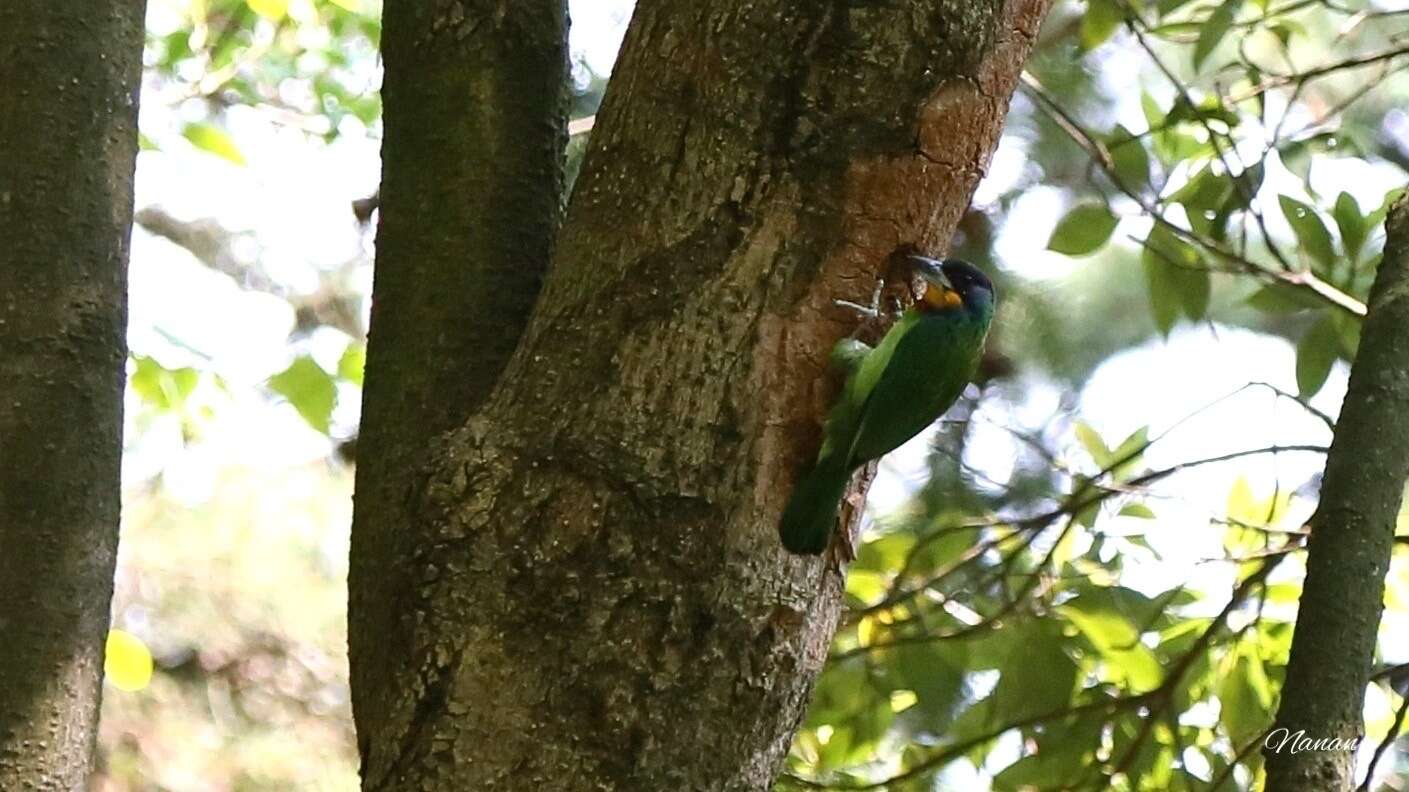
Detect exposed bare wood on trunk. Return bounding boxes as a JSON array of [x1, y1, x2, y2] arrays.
[[351, 1, 1053, 788]]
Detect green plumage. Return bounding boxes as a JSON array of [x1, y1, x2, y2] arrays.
[[779, 260, 995, 555]]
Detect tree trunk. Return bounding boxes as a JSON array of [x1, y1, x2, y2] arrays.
[[1264, 195, 1409, 788], [0, 2, 146, 788], [350, 1, 1053, 789]]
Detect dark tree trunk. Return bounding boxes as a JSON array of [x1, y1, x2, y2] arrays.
[[349, 1, 1053, 789], [1264, 195, 1409, 789], [0, 2, 146, 788], [348, 0, 570, 781]]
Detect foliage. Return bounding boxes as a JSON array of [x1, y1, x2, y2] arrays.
[[781, 0, 1409, 788]]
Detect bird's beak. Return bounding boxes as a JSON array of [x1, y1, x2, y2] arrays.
[[908, 254, 963, 311], [907, 254, 954, 290]]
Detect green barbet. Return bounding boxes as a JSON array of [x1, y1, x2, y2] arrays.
[[779, 256, 996, 555]]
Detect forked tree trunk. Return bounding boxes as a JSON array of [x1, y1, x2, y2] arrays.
[[350, 1, 1053, 788], [0, 2, 146, 787]]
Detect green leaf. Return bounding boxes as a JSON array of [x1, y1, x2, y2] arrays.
[[1142, 224, 1209, 331], [1141, 90, 1164, 130], [1279, 195, 1337, 271], [338, 343, 366, 386], [1082, 0, 1123, 50], [1075, 422, 1113, 467], [1166, 94, 1241, 129], [1295, 314, 1339, 398], [1268, 19, 1304, 50], [1172, 166, 1233, 214], [1194, 0, 1243, 71], [1219, 650, 1273, 743], [1158, 0, 1196, 16], [1279, 132, 1336, 184], [1108, 125, 1150, 193], [988, 623, 1079, 722], [1120, 502, 1157, 519], [268, 356, 337, 434], [1060, 590, 1163, 692], [1334, 191, 1368, 262], [890, 643, 967, 724], [1110, 425, 1150, 478], [1245, 283, 1321, 314], [1330, 309, 1361, 359], [247, 0, 289, 20], [182, 122, 247, 166], [130, 355, 200, 412], [1048, 204, 1119, 256], [105, 630, 154, 692]]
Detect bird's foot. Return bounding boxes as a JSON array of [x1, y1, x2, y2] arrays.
[[834, 279, 887, 320], [834, 299, 879, 318]]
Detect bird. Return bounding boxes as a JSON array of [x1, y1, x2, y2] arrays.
[[779, 255, 997, 555]]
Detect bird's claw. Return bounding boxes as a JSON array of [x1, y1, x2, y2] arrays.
[[834, 299, 879, 318]]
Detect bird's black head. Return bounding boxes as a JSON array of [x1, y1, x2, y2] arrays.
[[941, 259, 995, 307], [909, 255, 996, 314]]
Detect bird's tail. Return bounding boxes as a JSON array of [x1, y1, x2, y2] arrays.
[[778, 453, 852, 555]]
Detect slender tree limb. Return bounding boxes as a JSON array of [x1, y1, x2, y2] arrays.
[[135, 206, 365, 338], [1265, 193, 1409, 788], [1357, 692, 1409, 792]]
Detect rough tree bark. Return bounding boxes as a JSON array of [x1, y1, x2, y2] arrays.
[[0, 2, 146, 788], [1264, 195, 1409, 789], [350, 1, 1053, 789], [348, 0, 570, 781]]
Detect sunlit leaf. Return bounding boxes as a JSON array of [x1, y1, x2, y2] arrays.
[[130, 355, 200, 412], [338, 343, 366, 386], [1109, 425, 1149, 478], [844, 570, 888, 606], [105, 630, 154, 692], [268, 356, 337, 434], [1075, 422, 1113, 467], [1120, 502, 1157, 519], [247, 0, 289, 20], [182, 122, 247, 166]]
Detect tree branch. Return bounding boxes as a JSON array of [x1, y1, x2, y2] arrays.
[[350, 0, 570, 783], [1265, 192, 1409, 788]]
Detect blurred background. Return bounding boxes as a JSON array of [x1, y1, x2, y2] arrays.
[[99, 0, 1409, 789]]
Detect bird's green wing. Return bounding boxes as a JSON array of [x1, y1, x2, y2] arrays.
[[813, 311, 922, 464], [847, 311, 988, 465]]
